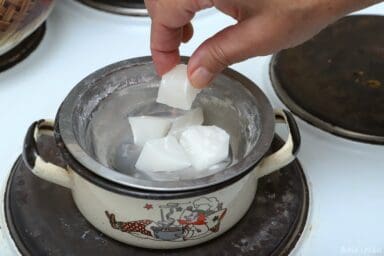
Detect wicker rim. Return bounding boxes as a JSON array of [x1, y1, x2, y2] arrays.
[[0, 0, 33, 33]]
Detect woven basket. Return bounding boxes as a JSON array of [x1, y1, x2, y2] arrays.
[[0, 0, 33, 33]]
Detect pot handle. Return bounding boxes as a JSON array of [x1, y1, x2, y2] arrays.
[[22, 119, 72, 189], [254, 109, 301, 179]]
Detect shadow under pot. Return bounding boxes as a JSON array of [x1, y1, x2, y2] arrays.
[[22, 56, 301, 249]]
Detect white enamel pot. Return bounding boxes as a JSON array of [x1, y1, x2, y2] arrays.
[[22, 57, 301, 249]]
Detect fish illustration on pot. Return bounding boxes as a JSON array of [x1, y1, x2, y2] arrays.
[[105, 197, 227, 241]]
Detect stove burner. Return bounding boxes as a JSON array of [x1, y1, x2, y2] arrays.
[[270, 15, 384, 144], [0, 23, 46, 72], [4, 135, 309, 255], [78, 0, 147, 16]]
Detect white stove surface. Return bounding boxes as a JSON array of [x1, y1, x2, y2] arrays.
[[0, 1, 384, 255]]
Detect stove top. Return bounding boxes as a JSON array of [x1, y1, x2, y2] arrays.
[[78, 0, 147, 16], [1, 1, 384, 255], [270, 15, 384, 144]]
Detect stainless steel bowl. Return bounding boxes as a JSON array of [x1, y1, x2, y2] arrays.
[[78, 0, 147, 16], [0, 0, 55, 55], [56, 56, 275, 192]]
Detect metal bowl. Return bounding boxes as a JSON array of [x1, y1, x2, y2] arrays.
[[56, 56, 275, 192], [0, 0, 55, 56], [78, 0, 148, 16]]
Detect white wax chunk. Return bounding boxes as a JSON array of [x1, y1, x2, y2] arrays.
[[180, 125, 230, 171], [135, 136, 191, 172], [129, 116, 172, 146], [168, 108, 204, 139], [156, 64, 201, 110]]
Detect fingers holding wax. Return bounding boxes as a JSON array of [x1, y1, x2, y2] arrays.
[[145, 0, 213, 75], [146, 0, 274, 88], [147, 0, 383, 89]]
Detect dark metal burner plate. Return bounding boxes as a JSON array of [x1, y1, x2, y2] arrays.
[[0, 23, 46, 72], [78, 0, 147, 16], [4, 135, 309, 256], [270, 15, 384, 144]]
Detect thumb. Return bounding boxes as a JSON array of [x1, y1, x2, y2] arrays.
[[188, 17, 274, 88]]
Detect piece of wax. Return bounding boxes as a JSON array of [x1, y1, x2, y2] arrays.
[[168, 108, 204, 139], [135, 136, 191, 172], [156, 64, 201, 110], [179, 125, 230, 171], [129, 116, 172, 146]]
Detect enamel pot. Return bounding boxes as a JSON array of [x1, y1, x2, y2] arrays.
[[22, 57, 300, 249]]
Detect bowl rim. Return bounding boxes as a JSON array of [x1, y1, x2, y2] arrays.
[[56, 56, 275, 192]]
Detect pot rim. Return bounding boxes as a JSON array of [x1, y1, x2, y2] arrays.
[[56, 56, 275, 192]]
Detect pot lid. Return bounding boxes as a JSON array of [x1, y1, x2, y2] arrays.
[[57, 57, 274, 192]]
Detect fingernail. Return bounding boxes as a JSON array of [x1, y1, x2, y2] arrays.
[[190, 67, 214, 88]]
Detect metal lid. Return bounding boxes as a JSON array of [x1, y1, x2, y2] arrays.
[[58, 56, 274, 192]]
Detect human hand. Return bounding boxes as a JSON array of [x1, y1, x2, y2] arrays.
[[145, 0, 382, 88]]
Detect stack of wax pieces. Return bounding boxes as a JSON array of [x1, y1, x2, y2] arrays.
[[156, 64, 201, 110], [130, 64, 230, 175]]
